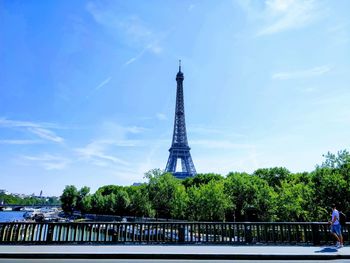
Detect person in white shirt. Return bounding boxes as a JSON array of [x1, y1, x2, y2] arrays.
[[329, 204, 343, 248]]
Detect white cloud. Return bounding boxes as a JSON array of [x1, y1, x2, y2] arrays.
[[156, 113, 167, 121], [0, 118, 64, 143], [122, 39, 162, 66], [0, 140, 42, 145], [22, 154, 70, 170], [75, 140, 130, 166], [256, 0, 321, 36], [95, 77, 112, 91], [124, 57, 138, 66], [110, 140, 141, 147], [191, 139, 255, 150], [146, 41, 163, 54], [85, 77, 112, 100], [189, 125, 245, 137], [123, 41, 162, 66], [195, 154, 260, 175], [135, 139, 165, 176], [27, 127, 64, 143], [125, 126, 147, 134], [73, 120, 146, 167], [272, 65, 332, 80], [0, 118, 57, 129], [86, 2, 164, 65]]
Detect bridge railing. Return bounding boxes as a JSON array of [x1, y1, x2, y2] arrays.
[[0, 222, 347, 245]]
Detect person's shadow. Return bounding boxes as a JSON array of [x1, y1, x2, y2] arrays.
[[315, 247, 338, 253]]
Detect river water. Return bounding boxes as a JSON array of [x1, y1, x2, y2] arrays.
[[0, 211, 25, 222]]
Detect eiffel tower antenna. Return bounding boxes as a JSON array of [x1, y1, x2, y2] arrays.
[[165, 61, 197, 179]]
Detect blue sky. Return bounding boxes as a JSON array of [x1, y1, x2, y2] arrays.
[[1, 0, 349, 196]]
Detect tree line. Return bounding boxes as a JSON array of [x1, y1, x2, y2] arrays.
[[60, 150, 350, 222], [0, 194, 60, 206]]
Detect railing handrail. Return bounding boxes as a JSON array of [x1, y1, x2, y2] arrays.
[[0, 221, 345, 225]]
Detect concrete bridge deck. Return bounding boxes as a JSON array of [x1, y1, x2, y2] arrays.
[[1, 245, 350, 260]]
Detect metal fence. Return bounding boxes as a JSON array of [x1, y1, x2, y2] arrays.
[[0, 222, 347, 245]]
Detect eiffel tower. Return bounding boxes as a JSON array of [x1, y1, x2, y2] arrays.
[[165, 61, 197, 179]]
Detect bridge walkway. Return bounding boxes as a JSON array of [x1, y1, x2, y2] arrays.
[[1, 245, 350, 260]]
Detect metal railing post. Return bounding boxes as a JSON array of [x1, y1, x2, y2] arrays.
[[178, 224, 185, 243], [46, 224, 54, 242], [312, 223, 320, 246]]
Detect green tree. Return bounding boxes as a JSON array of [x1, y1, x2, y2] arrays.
[[224, 172, 275, 221], [146, 170, 188, 219], [90, 192, 106, 214], [96, 185, 122, 196], [318, 150, 350, 215], [170, 183, 188, 219], [253, 167, 290, 188], [311, 167, 348, 219], [127, 185, 155, 218], [76, 186, 90, 214], [60, 185, 78, 214], [90, 185, 131, 215], [182, 173, 224, 188], [81, 195, 92, 213], [113, 188, 131, 216], [104, 193, 117, 214], [319, 150, 350, 171], [144, 168, 163, 180], [187, 180, 231, 221], [273, 180, 314, 221]]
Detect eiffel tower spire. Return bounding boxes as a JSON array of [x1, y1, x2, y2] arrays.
[[165, 61, 197, 179]]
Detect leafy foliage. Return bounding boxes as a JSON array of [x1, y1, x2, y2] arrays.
[[182, 173, 224, 188], [59, 150, 350, 222], [60, 185, 78, 214], [225, 172, 275, 221], [253, 167, 290, 188], [187, 180, 231, 221]]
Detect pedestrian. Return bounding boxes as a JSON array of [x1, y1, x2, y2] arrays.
[[329, 204, 343, 248]]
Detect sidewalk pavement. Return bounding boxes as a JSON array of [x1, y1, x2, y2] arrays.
[[0, 245, 350, 260]]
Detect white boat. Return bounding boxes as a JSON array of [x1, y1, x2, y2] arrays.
[[23, 209, 41, 219], [43, 207, 59, 214], [23, 207, 36, 212]]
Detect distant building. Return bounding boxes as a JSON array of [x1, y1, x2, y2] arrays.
[[12, 193, 27, 198], [0, 189, 9, 195]]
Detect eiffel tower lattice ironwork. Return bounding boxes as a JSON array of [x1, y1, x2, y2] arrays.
[[165, 61, 197, 179]]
